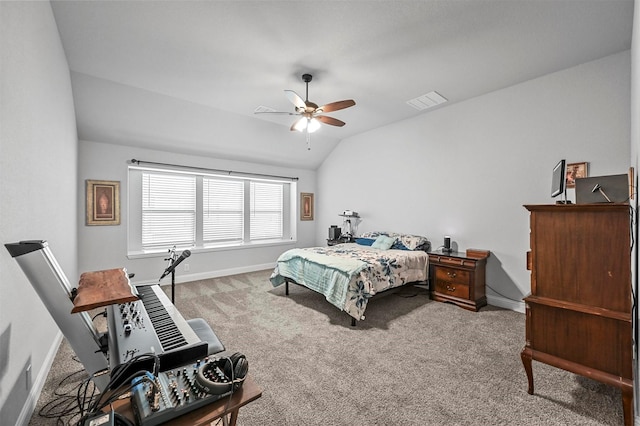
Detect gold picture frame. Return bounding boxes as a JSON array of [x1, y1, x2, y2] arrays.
[[86, 180, 120, 226], [566, 162, 588, 189], [300, 192, 314, 221]]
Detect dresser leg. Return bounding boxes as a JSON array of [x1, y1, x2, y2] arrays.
[[622, 387, 633, 426], [520, 347, 534, 395]]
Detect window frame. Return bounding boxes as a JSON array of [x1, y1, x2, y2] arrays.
[[128, 165, 296, 257]]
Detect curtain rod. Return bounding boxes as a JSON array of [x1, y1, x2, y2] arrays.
[[130, 159, 299, 181]]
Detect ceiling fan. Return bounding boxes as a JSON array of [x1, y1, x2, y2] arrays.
[[255, 73, 356, 135]]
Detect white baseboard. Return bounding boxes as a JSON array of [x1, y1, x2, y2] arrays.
[[17, 332, 63, 426], [487, 294, 525, 313], [135, 263, 276, 286]]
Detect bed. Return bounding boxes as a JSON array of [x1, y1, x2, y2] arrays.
[[270, 232, 430, 325]]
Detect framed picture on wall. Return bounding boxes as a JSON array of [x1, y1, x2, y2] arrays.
[[300, 192, 314, 221], [86, 180, 120, 225], [566, 162, 588, 188]]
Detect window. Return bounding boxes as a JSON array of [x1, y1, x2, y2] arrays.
[[129, 166, 295, 255], [203, 178, 244, 244], [142, 173, 196, 250], [250, 181, 283, 240]]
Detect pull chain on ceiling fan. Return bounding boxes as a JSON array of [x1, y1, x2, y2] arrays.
[[255, 73, 356, 149]]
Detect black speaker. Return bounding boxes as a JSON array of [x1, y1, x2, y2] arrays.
[[443, 236, 452, 253], [329, 226, 341, 240], [195, 352, 248, 395]]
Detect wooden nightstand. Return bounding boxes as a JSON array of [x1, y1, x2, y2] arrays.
[[428, 248, 489, 311]]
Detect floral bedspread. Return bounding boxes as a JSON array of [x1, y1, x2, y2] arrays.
[[270, 243, 428, 321]]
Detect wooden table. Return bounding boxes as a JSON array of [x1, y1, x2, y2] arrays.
[[114, 375, 262, 426]]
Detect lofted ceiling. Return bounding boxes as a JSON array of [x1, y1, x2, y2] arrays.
[[50, 0, 634, 170]]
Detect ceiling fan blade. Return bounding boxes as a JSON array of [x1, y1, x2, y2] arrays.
[[254, 106, 298, 115], [316, 115, 346, 127], [316, 99, 356, 113], [285, 90, 306, 110], [254, 111, 297, 115]]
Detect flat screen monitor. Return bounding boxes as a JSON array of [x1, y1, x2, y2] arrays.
[[575, 174, 629, 204], [551, 159, 566, 198]]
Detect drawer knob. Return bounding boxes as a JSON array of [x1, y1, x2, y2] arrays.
[[447, 271, 457, 278], [446, 285, 456, 292]]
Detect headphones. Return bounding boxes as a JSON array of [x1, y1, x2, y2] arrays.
[[195, 352, 248, 395]]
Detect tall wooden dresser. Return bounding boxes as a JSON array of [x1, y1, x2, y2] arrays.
[[521, 204, 633, 425]]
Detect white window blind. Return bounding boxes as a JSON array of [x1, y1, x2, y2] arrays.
[[129, 165, 294, 255], [203, 178, 244, 243], [250, 181, 283, 240], [142, 173, 196, 250]]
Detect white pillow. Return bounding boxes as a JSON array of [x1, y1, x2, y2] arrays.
[[371, 235, 396, 250]]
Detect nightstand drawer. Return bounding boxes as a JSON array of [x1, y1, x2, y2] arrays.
[[434, 267, 470, 285], [431, 255, 478, 268], [434, 280, 470, 299]]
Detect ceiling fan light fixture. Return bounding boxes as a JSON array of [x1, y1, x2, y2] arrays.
[[293, 117, 321, 133], [307, 118, 321, 133], [257, 73, 355, 143], [293, 117, 307, 132]]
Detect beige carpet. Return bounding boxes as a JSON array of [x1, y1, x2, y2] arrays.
[[30, 269, 623, 425]]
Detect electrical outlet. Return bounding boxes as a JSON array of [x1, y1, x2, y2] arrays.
[[183, 263, 190, 272], [26, 364, 31, 390]]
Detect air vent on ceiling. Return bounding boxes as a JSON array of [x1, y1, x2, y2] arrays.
[[406, 91, 448, 111], [254, 105, 277, 113]]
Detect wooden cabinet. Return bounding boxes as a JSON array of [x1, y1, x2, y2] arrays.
[[429, 249, 489, 311], [521, 204, 633, 426]]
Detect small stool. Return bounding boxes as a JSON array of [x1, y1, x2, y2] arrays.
[[187, 318, 225, 355]]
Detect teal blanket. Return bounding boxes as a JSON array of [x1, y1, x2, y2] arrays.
[[270, 248, 367, 311]]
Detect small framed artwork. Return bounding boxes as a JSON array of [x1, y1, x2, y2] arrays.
[[86, 180, 120, 226], [300, 192, 314, 221], [566, 162, 588, 188]]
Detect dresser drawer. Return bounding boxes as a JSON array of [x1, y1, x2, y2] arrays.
[[434, 266, 470, 285], [434, 280, 470, 299]]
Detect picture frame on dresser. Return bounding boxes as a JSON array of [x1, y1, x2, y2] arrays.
[[565, 161, 588, 188]]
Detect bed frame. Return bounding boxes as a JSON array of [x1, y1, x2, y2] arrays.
[[283, 277, 429, 326]]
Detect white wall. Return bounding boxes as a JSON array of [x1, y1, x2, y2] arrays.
[[78, 141, 317, 284], [317, 51, 631, 311], [0, 2, 78, 424]]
